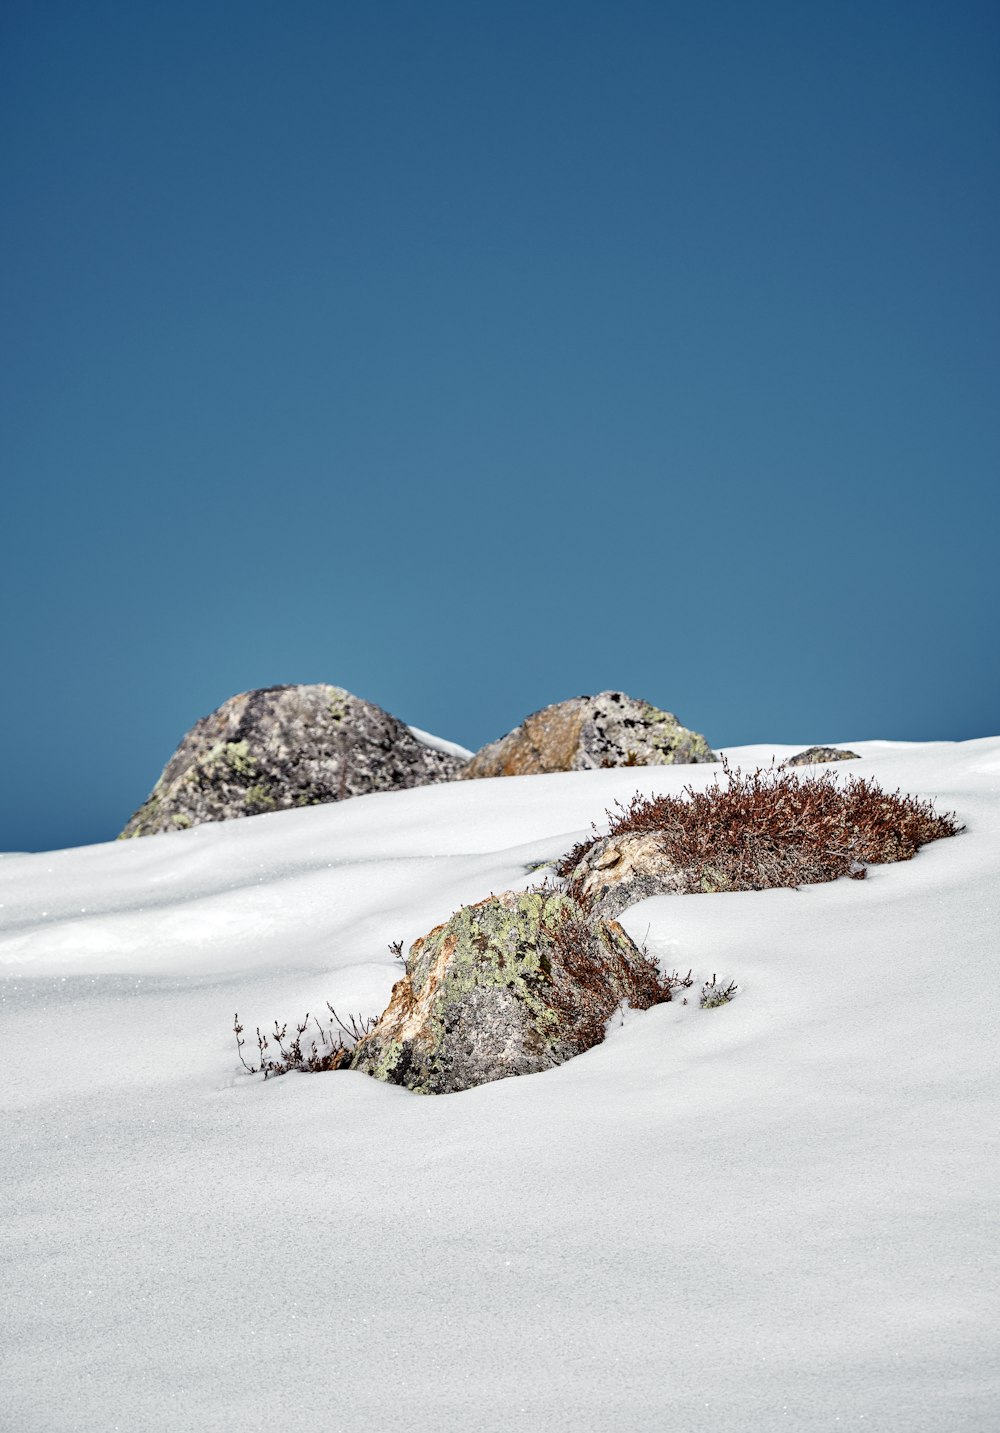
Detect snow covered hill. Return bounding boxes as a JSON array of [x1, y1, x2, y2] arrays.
[[2, 738, 998, 1432]]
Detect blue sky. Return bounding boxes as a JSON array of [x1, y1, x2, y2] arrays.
[[2, 0, 997, 852]]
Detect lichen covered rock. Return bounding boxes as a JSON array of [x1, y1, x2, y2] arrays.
[[120, 685, 468, 837], [460, 691, 715, 779], [348, 889, 667, 1094], [783, 746, 861, 767]]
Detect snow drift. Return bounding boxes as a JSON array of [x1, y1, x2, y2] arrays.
[[2, 737, 998, 1431]]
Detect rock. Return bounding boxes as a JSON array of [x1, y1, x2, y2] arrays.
[[460, 691, 716, 779], [348, 888, 667, 1094], [562, 832, 697, 917], [783, 746, 860, 767], [120, 685, 468, 837], [561, 832, 734, 916]]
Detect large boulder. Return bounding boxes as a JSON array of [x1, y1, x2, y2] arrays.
[[348, 888, 668, 1094], [120, 684, 468, 837], [460, 691, 715, 779]]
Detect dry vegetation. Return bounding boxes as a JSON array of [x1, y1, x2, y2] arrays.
[[235, 764, 960, 1081], [558, 757, 961, 899], [543, 901, 694, 1049], [233, 1003, 376, 1079], [700, 975, 738, 1009]]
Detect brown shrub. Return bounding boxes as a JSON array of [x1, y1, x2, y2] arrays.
[[557, 757, 961, 899], [233, 1003, 376, 1079], [542, 903, 670, 1049]]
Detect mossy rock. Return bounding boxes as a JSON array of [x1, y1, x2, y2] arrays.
[[349, 889, 668, 1094]]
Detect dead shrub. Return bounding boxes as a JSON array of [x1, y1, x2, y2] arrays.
[[541, 905, 695, 1049], [543, 905, 663, 1049], [234, 1003, 377, 1079], [700, 975, 738, 1009], [557, 757, 961, 899]]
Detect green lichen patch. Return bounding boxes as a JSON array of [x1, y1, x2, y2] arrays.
[[223, 741, 256, 777], [638, 703, 715, 761], [119, 789, 162, 838], [243, 784, 277, 813], [326, 685, 351, 722], [406, 889, 571, 1024]]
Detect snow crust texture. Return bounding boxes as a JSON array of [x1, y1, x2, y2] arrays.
[[2, 737, 999, 1432]]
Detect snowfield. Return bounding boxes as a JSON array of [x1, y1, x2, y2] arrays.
[[2, 738, 998, 1432]]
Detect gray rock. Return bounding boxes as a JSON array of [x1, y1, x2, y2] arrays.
[[120, 684, 468, 837], [783, 746, 860, 767], [460, 691, 716, 779], [348, 888, 668, 1094]]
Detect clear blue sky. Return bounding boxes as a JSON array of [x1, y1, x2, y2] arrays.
[[2, 0, 997, 852]]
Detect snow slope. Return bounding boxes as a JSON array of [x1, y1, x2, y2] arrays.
[[2, 739, 999, 1432]]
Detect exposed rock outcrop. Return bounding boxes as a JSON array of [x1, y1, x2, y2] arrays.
[[783, 746, 860, 767], [562, 833, 700, 917], [120, 685, 468, 837], [348, 888, 668, 1094], [560, 832, 740, 917], [460, 691, 715, 779]]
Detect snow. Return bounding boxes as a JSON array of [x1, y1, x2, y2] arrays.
[[407, 724, 475, 760], [2, 738, 999, 1432]]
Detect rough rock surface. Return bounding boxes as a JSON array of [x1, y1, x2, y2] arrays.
[[563, 833, 699, 917], [783, 746, 861, 767], [460, 691, 716, 779], [120, 685, 468, 837], [348, 888, 667, 1094], [562, 834, 738, 917]]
